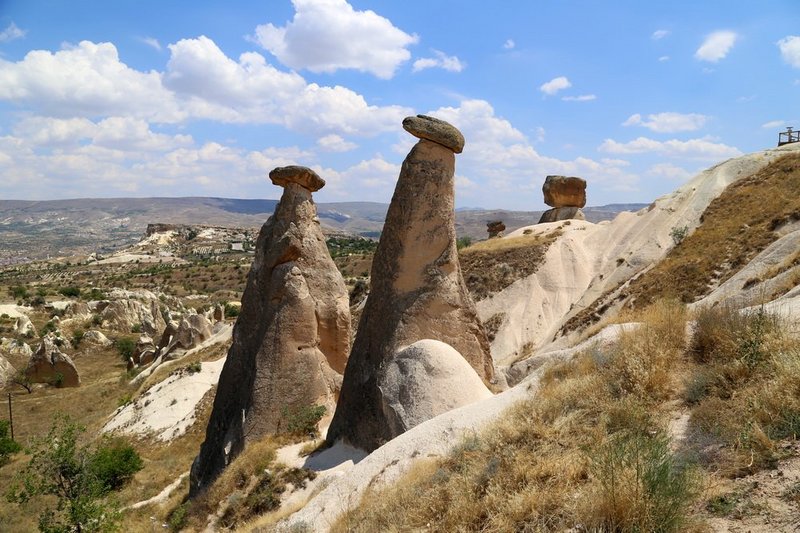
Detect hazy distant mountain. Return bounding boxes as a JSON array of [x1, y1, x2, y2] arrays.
[[0, 197, 648, 263]]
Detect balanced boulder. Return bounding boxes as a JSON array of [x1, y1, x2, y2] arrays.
[[190, 165, 351, 496], [327, 116, 495, 452], [542, 175, 586, 208], [26, 336, 80, 387]]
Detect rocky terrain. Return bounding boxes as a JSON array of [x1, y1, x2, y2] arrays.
[[1, 121, 799, 533], [0, 197, 645, 264]]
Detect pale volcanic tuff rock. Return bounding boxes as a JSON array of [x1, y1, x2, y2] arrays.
[[542, 175, 587, 208], [190, 166, 351, 496], [328, 117, 496, 452], [0, 355, 15, 388], [26, 336, 80, 387], [538, 206, 586, 224]]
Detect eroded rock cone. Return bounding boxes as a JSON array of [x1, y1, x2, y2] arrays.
[[190, 165, 351, 496], [538, 206, 586, 224], [327, 116, 495, 452], [25, 336, 80, 387]]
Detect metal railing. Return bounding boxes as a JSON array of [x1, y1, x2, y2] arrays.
[[778, 127, 799, 146]]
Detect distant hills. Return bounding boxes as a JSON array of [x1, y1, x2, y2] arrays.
[[0, 197, 648, 263]]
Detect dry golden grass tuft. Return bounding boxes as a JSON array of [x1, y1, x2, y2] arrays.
[[685, 304, 800, 478], [333, 300, 700, 532]]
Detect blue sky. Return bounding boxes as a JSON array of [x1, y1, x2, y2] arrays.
[[0, 0, 797, 209]]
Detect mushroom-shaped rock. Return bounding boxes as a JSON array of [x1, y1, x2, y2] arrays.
[[378, 340, 492, 437], [0, 355, 15, 388], [26, 337, 80, 387], [402, 115, 465, 154], [269, 165, 325, 192], [328, 120, 495, 452], [542, 175, 587, 208], [487, 220, 506, 238], [190, 165, 351, 496]]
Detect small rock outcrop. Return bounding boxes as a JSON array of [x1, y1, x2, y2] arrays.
[[0, 355, 15, 388], [99, 298, 166, 337], [14, 315, 36, 337], [487, 220, 506, 238], [82, 330, 112, 347], [155, 314, 212, 361], [26, 337, 80, 387], [378, 340, 492, 436], [328, 115, 496, 452], [190, 165, 351, 496], [1, 338, 32, 358], [538, 175, 587, 223]]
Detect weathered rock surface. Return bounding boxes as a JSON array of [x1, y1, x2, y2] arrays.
[[133, 335, 156, 366], [14, 315, 36, 337], [0, 354, 15, 388], [1, 338, 32, 358], [100, 298, 166, 337], [487, 220, 506, 238], [82, 330, 112, 346], [403, 114, 465, 154], [542, 175, 587, 208], [190, 165, 351, 496], [538, 206, 586, 224], [328, 118, 495, 452], [26, 336, 80, 387], [155, 314, 212, 361], [378, 340, 493, 436]]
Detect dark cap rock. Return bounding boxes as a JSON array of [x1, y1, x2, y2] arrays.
[[402, 115, 465, 154], [269, 165, 325, 192]]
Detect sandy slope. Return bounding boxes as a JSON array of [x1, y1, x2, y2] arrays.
[[479, 143, 800, 365]]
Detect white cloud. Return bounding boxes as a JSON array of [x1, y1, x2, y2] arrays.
[[540, 76, 571, 95], [252, 0, 418, 79], [503, 39, 515, 50], [562, 94, 596, 102], [695, 31, 737, 62], [317, 134, 357, 152], [0, 37, 411, 137], [658, 55, 670, 62], [0, 22, 26, 42], [412, 50, 465, 73], [140, 37, 162, 51], [599, 136, 741, 160], [0, 41, 180, 122], [651, 30, 670, 40], [648, 163, 693, 181], [777, 36, 800, 68], [622, 112, 709, 133], [761, 120, 787, 129]]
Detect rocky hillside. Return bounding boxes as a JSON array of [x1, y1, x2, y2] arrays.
[[1, 143, 799, 532]]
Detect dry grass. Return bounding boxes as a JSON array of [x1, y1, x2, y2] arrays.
[[332, 300, 698, 532], [685, 305, 800, 478], [623, 152, 800, 309], [460, 230, 561, 301]]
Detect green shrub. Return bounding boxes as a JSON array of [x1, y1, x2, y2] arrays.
[[84, 288, 105, 301], [186, 361, 202, 374], [8, 285, 28, 300], [224, 303, 240, 318], [584, 430, 696, 532], [0, 420, 21, 465], [131, 323, 142, 333], [58, 286, 81, 298], [280, 405, 326, 437], [72, 329, 85, 348], [88, 437, 144, 492], [114, 338, 136, 360], [168, 502, 188, 532], [456, 236, 473, 250], [670, 225, 688, 245], [42, 320, 57, 335]]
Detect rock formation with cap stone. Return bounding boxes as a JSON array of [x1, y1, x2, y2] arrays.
[[539, 175, 587, 223], [26, 336, 80, 387], [328, 116, 496, 452], [190, 165, 351, 496]]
